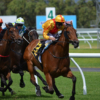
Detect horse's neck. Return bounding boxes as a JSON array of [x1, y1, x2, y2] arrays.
[[53, 33, 69, 56]]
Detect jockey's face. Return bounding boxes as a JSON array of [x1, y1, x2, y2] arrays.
[[17, 24, 23, 30], [56, 22, 63, 29]]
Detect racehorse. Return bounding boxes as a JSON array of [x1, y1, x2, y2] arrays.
[[23, 22, 79, 100], [1, 27, 47, 95], [9, 27, 39, 87], [0, 24, 22, 95]]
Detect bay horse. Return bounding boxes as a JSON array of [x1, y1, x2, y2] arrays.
[[23, 22, 79, 100], [0, 24, 22, 94], [2, 27, 47, 95]]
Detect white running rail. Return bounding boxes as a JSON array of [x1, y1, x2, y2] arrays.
[[69, 53, 100, 95]]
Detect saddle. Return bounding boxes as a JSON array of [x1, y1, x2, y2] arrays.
[[31, 39, 58, 63], [31, 40, 46, 62]]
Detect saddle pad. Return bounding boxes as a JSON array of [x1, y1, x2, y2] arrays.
[[31, 41, 42, 61]]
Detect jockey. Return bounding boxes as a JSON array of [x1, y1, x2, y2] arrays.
[[0, 18, 3, 33], [42, 14, 65, 42], [15, 17, 26, 37], [38, 15, 65, 55]]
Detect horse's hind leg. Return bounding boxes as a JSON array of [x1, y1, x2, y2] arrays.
[[27, 60, 41, 96], [64, 70, 76, 100], [34, 68, 47, 85]]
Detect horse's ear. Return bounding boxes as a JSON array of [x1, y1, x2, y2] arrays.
[[63, 23, 68, 28], [14, 23, 17, 27], [70, 21, 73, 26], [5, 24, 9, 29]]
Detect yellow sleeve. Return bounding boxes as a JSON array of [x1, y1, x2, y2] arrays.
[[42, 20, 54, 40], [43, 29, 50, 40]]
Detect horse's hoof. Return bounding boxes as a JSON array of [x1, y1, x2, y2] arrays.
[[69, 96, 75, 100], [42, 86, 48, 93], [58, 94, 64, 98], [36, 90, 41, 96], [11, 90, 16, 95], [20, 82, 25, 88]]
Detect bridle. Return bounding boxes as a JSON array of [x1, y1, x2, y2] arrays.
[[0, 27, 22, 57], [48, 26, 76, 59], [10, 29, 36, 56]]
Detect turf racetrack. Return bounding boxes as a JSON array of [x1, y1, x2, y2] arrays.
[[0, 71, 100, 100]]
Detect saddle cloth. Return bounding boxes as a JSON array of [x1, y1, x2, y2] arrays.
[[31, 40, 50, 63]]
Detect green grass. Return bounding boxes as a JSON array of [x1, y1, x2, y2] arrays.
[[0, 71, 100, 100], [0, 35, 99, 99]]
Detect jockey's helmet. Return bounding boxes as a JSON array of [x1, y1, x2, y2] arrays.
[[16, 17, 24, 25], [0, 18, 3, 23], [55, 15, 65, 23]]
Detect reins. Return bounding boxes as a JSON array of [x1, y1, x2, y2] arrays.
[[47, 28, 71, 59], [48, 50, 68, 59]]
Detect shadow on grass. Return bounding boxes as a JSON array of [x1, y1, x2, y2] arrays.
[[0, 94, 52, 99]]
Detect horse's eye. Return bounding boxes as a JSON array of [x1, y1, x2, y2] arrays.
[[66, 31, 70, 34], [10, 31, 13, 34]]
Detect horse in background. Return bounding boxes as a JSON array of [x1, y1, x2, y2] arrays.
[[0, 24, 22, 95], [1, 27, 47, 96], [9, 27, 39, 87], [23, 22, 79, 100]]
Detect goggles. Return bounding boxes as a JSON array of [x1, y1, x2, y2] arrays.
[[17, 24, 23, 26], [56, 22, 63, 26]]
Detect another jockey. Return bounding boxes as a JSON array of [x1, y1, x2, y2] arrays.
[[15, 17, 26, 37], [38, 15, 65, 55], [0, 18, 3, 33]]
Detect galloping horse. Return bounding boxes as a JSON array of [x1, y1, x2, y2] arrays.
[[0, 24, 22, 94], [9, 27, 39, 88], [23, 22, 79, 100], [3, 27, 47, 95]]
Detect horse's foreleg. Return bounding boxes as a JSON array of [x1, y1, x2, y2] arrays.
[[43, 73, 54, 94], [27, 60, 41, 96], [1, 77, 16, 95], [19, 70, 25, 88], [34, 68, 47, 85], [53, 79, 64, 98], [1, 76, 6, 96], [0, 73, 15, 95], [2, 72, 13, 92], [64, 70, 76, 100]]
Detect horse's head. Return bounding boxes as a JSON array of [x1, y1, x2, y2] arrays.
[[63, 22, 79, 48], [6, 24, 23, 44], [26, 27, 39, 42]]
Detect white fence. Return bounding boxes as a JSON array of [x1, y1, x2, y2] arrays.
[[70, 53, 100, 95], [37, 29, 99, 48]]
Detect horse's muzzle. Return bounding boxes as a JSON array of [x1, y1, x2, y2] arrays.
[[72, 40, 79, 48]]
